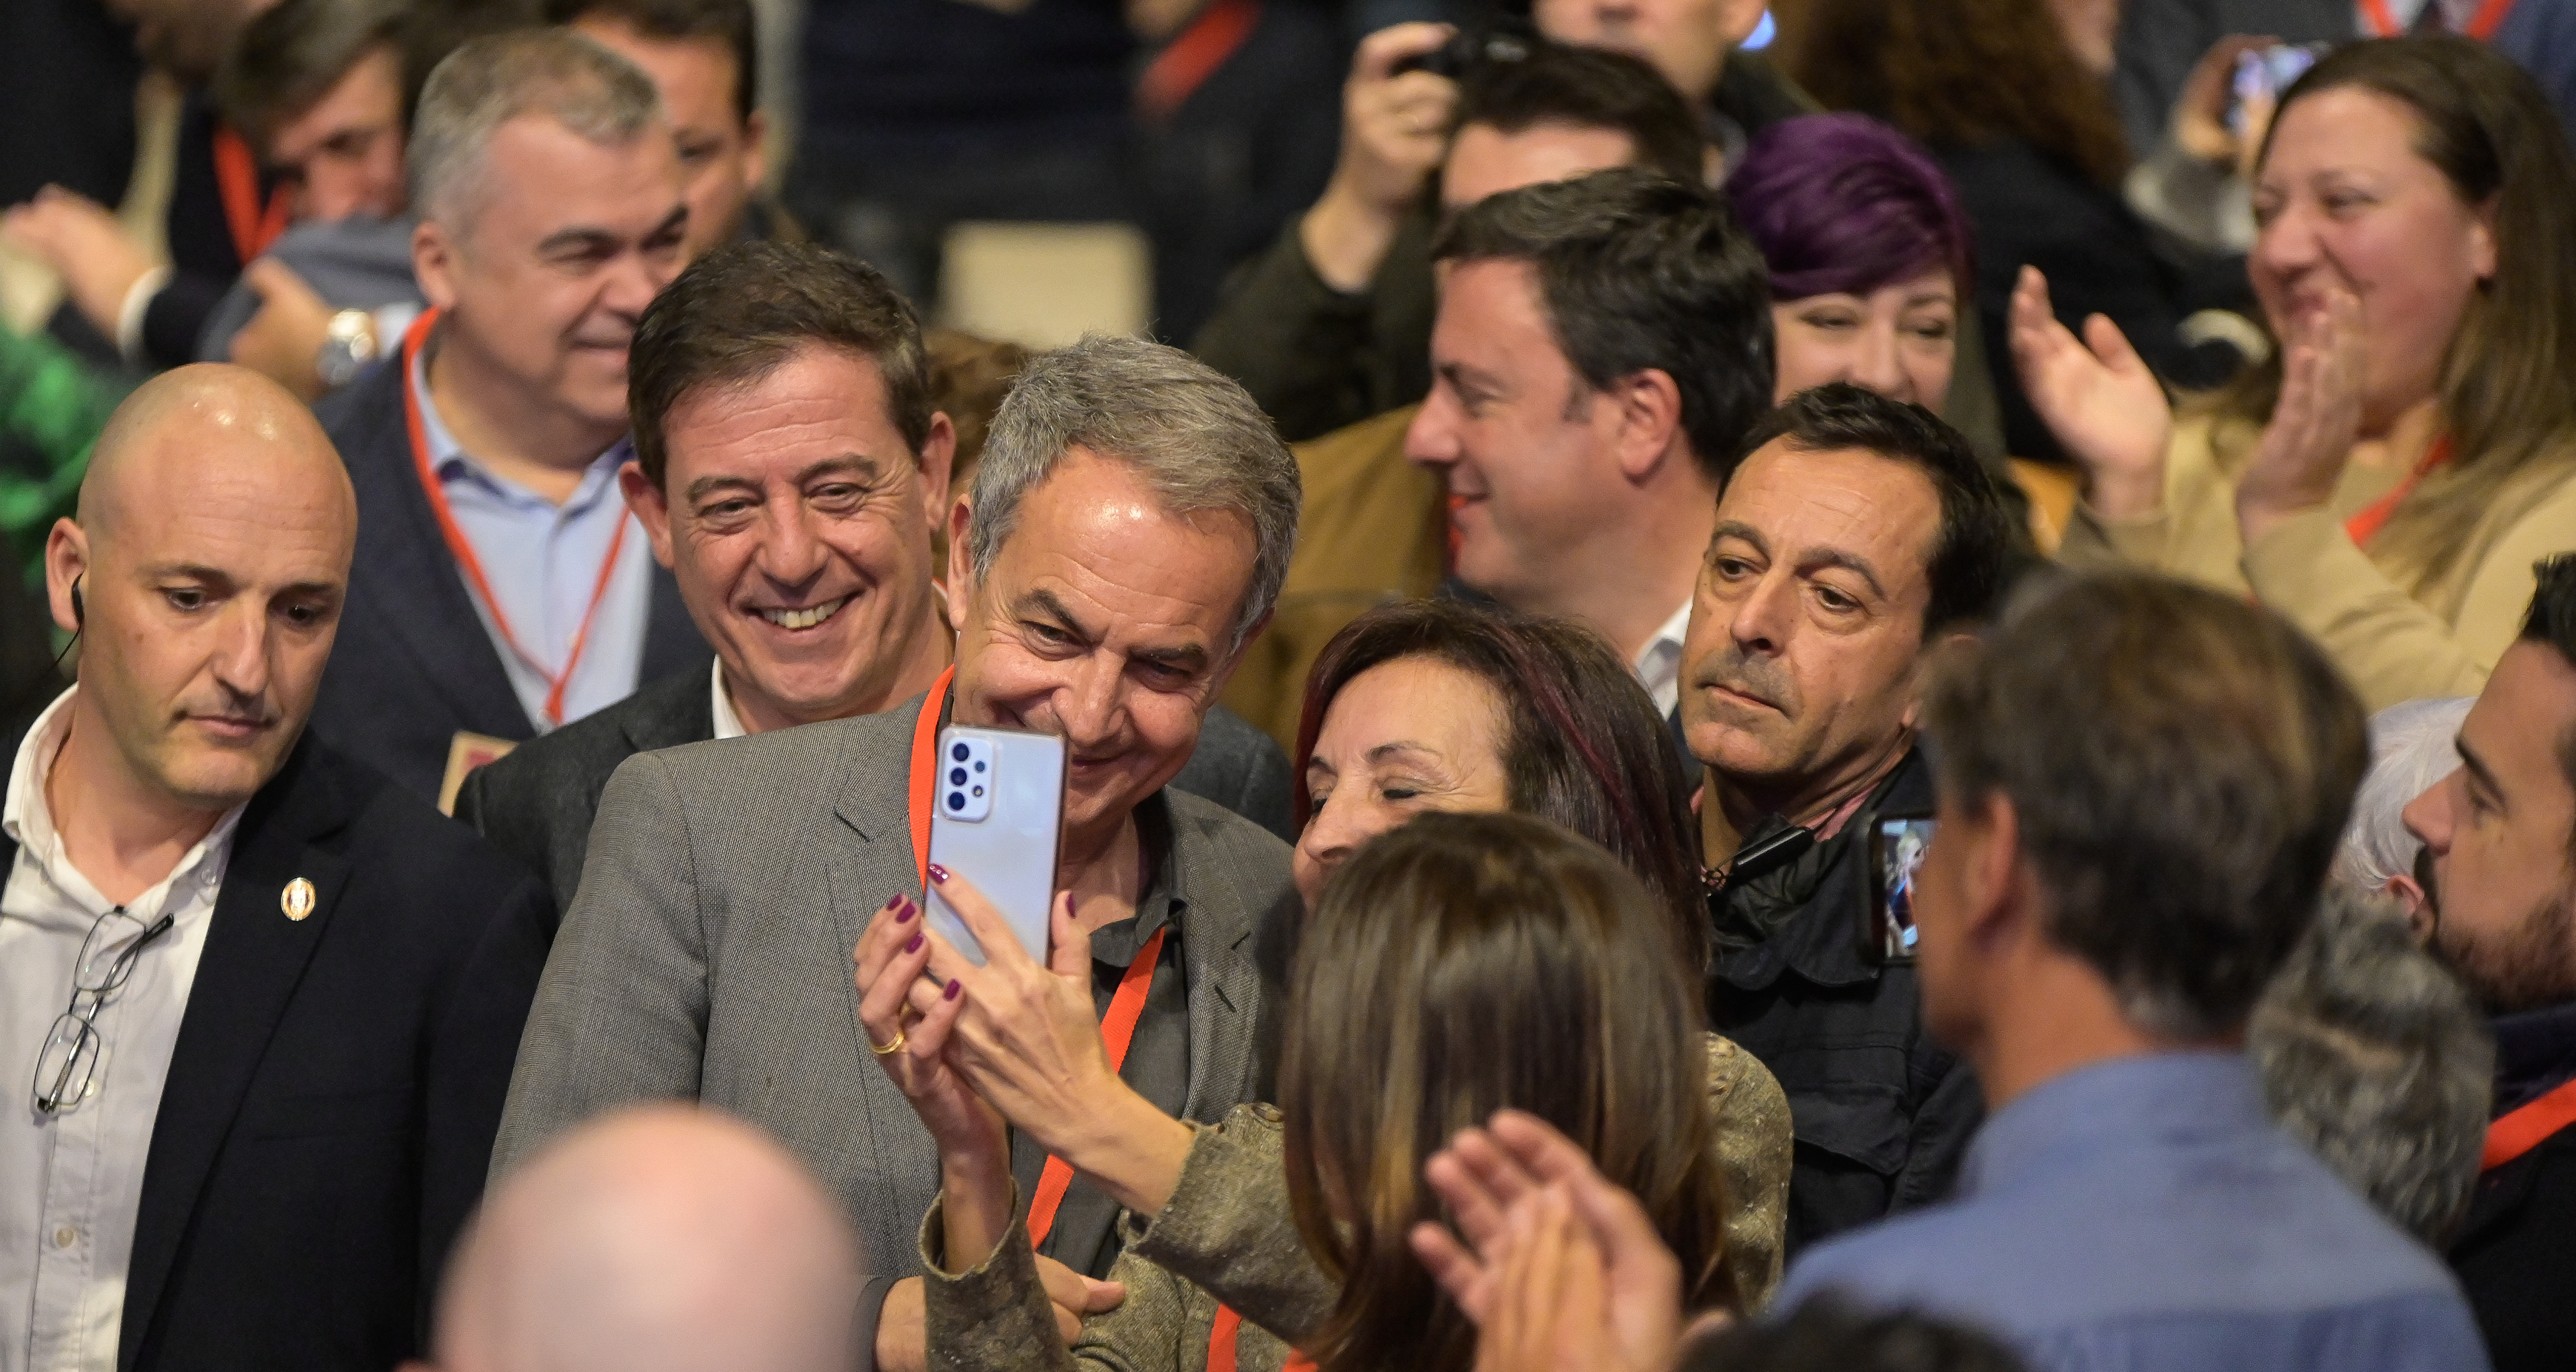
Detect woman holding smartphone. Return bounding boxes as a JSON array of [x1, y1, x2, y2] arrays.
[[863, 814, 1751, 1372], [851, 601, 1793, 1370]]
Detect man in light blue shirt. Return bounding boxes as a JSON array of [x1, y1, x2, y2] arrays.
[[311, 30, 707, 803], [1775, 569, 2490, 1372]]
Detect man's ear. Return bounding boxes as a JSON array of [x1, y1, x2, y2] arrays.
[[917, 412, 957, 536], [43, 517, 88, 637], [618, 460, 677, 569], [943, 495, 975, 629], [1956, 789, 2025, 951], [413, 218, 458, 312], [1898, 628, 1978, 732], [1608, 367, 1689, 484]]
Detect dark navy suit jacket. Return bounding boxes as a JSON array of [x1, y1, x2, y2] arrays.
[[309, 358, 708, 803], [0, 727, 551, 1372]]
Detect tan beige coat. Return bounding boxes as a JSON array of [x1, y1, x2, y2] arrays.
[[2061, 413, 2576, 709]]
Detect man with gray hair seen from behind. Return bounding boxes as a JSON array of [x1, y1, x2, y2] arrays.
[[495, 335, 1304, 1372], [311, 27, 707, 808], [1774, 570, 2489, 1372], [410, 1105, 864, 1372], [2249, 888, 2495, 1245]]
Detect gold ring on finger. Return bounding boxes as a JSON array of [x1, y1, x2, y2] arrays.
[[870, 1025, 908, 1056]]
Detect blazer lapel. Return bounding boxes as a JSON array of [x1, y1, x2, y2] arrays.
[[342, 369, 530, 738], [119, 743, 353, 1372]]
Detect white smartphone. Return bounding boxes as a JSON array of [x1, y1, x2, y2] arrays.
[[924, 724, 1067, 966]]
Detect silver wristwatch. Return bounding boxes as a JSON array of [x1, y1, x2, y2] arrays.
[[316, 309, 381, 389]]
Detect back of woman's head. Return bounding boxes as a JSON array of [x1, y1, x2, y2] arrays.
[[1279, 813, 1732, 1372], [1293, 599, 1704, 956], [1728, 113, 1973, 303], [2259, 36, 2576, 583]]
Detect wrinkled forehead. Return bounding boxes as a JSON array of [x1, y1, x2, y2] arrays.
[[1715, 441, 1942, 595]]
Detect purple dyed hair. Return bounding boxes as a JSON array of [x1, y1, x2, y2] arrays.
[[1725, 113, 1975, 304]]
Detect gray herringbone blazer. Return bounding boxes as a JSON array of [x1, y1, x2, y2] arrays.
[[490, 688, 1301, 1279]]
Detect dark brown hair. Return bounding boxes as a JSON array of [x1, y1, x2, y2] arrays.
[[1450, 39, 1707, 190], [1292, 598, 1704, 963], [627, 240, 930, 490], [1921, 571, 2370, 1039], [2521, 553, 2576, 859], [1433, 168, 1774, 484], [2227, 37, 2576, 591], [1788, 0, 2129, 187], [1280, 813, 1736, 1372], [541, 0, 758, 121], [216, 0, 407, 150]]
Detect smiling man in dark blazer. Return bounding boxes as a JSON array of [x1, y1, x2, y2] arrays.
[[2, 366, 547, 1372], [308, 31, 710, 806], [453, 241, 1292, 910]]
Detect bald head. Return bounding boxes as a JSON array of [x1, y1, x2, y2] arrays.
[[44, 363, 356, 814], [429, 1107, 864, 1372], [80, 363, 353, 552]]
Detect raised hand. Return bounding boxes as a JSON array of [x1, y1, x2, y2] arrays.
[[1413, 1110, 1684, 1372], [1302, 23, 1459, 291], [2, 187, 156, 344], [852, 891, 1001, 1165], [2009, 266, 2175, 521], [919, 868, 1198, 1217], [2236, 285, 2365, 547]]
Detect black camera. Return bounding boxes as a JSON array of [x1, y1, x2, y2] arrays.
[[1391, 24, 1537, 79]]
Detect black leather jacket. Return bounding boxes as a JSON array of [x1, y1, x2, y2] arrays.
[[1705, 748, 1984, 1259]]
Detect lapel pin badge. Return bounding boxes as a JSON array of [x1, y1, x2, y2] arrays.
[[281, 877, 316, 923]]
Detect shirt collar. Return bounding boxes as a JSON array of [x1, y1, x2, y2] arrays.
[[1958, 1051, 2268, 1200], [1082, 791, 1184, 971], [1633, 599, 1695, 719], [710, 658, 749, 741], [4, 686, 247, 917], [409, 323, 632, 508]]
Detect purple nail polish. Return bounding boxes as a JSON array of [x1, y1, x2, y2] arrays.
[[894, 897, 915, 924], [904, 931, 924, 954], [927, 863, 950, 884], [944, 978, 963, 1001]]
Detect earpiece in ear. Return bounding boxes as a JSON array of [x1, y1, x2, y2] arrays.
[[70, 576, 84, 630]]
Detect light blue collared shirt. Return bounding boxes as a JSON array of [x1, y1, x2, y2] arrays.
[[1776, 1051, 2490, 1372], [410, 340, 651, 732]]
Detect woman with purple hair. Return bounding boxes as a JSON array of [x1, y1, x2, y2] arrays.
[[1726, 113, 1976, 415]]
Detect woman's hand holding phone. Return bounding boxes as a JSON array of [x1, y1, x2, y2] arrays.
[[915, 869, 1201, 1219]]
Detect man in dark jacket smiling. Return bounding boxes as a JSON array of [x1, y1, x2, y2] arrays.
[[1684, 384, 2014, 1256]]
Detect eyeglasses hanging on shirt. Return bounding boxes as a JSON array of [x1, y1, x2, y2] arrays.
[[33, 905, 176, 1115]]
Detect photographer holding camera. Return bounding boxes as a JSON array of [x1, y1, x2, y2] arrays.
[[1192, 29, 1724, 443]]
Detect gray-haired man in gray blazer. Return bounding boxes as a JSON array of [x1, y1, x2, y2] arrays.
[[493, 312, 1304, 1372]]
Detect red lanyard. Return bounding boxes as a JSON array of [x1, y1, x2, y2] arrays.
[[901, 672, 1169, 1248], [2483, 1075, 2576, 1171], [2343, 435, 2453, 548], [400, 308, 633, 726], [2359, 0, 2516, 37], [1208, 1306, 1318, 1372], [210, 126, 290, 264]]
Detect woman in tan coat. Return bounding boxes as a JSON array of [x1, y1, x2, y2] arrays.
[[875, 814, 1772, 1372], [2012, 36, 2576, 709]]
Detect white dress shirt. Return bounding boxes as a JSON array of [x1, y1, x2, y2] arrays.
[[710, 658, 749, 742], [1633, 599, 1695, 720], [0, 690, 238, 1372]]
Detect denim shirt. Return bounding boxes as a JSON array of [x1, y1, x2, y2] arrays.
[[1776, 1051, 2492, 1372]]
